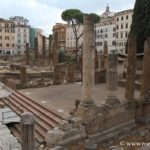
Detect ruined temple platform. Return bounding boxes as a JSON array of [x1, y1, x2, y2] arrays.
[[19, 83, 140, 118]]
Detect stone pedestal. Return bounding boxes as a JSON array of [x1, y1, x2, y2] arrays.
[[76, 14, 98, 118], [20, 66, 27, 84], [105, 50, 120, 106]]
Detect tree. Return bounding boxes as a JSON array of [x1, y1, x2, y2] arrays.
[[61, 9, 83, 55], [130, 0, 147, 53], [61, 9, 100, 60]]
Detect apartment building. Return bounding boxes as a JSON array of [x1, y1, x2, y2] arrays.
[[115, 9, 133, 53], [9, 16, 30, 54], [65, 6, 133, 54], [96, 6, 116, 52], [0, 18, 15, 56]]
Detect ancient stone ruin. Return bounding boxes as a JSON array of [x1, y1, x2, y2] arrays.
[[45, 14, 150, 150]]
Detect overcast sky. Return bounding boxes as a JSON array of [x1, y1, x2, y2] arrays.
[[0, 0, 135, 36]]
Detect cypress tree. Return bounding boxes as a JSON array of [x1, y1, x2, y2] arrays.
[[130, 0, 146, 53]]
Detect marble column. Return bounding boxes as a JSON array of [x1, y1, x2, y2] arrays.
[[141, 37, 150, 99], [105, 50, 120, 105], [21, 112, 35, 150], [76, 14, 97, 117], [125, 35, 137, 101]]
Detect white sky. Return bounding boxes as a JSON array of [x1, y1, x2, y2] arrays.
[[0, 0, 135, 36]]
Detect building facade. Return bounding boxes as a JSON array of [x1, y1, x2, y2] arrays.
[[65, 7, 133, 54], [96, 6, 116, 52], [115, 9, 133, 53], [0, 18, 15, 56], [9, 16, 30, 54]]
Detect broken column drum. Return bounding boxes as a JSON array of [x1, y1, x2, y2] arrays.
[[106, 50, 118, 103], [21, 112, 35, 150]]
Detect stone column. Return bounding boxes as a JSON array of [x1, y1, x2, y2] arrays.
[[25, 43, 30, 65], [105, 50, 120, 105], [103, 43, 108, 68], [125, 35, 137, 101], [34, 37, 38, 65], [53, 31, 59, 65], [21, 112, 35, 150], [20, 65, 27, 84], [42, 36, 46, 66], [48, 34, 53, 68], [141, 37, 150, 99], [76, 14, 97, 118], [98, 50, 103, 70]]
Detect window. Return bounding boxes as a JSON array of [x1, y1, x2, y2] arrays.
[[6, 43, 9, 47], [121, 24, 123, 29], [18, 39, 21, 43], [126, 15, 128, 20], [11, 24, 14, 28], [100, 29, 103, 33], [24, 39, 27, 43], [125, 32, 128, 38], [11, 30, 15, 33], [113, 33, 116, 37], [116, 33, 118, 38], [121, 33, 123, 38], [126, 23, 128, 28], [12, 43, 14, 47], [5, 36, 9, 40], [5, 29, 9, 33], [17, 45, 21, 49], [23, 34, 27, 38], [112, 41, 116, 45], [113, 27, 116, 32], [0, 43, 2, 47], [18, 29, 20, 32], [24, 29, 26, 32], [116, 25, 119, 30], [117, 17, 119, 21], [121, 16, 124, 20], [0, 29, 2, 32], [5, 23, 9, 28], [0, 36, 2, 40], [18, 33, 21, 37], [105, 34, 108, 38]]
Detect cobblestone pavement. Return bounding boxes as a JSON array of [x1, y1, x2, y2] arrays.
[[19, 83, 140, 118]]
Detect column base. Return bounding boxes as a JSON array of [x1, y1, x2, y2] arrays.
[[75, 101, 98, 118]]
